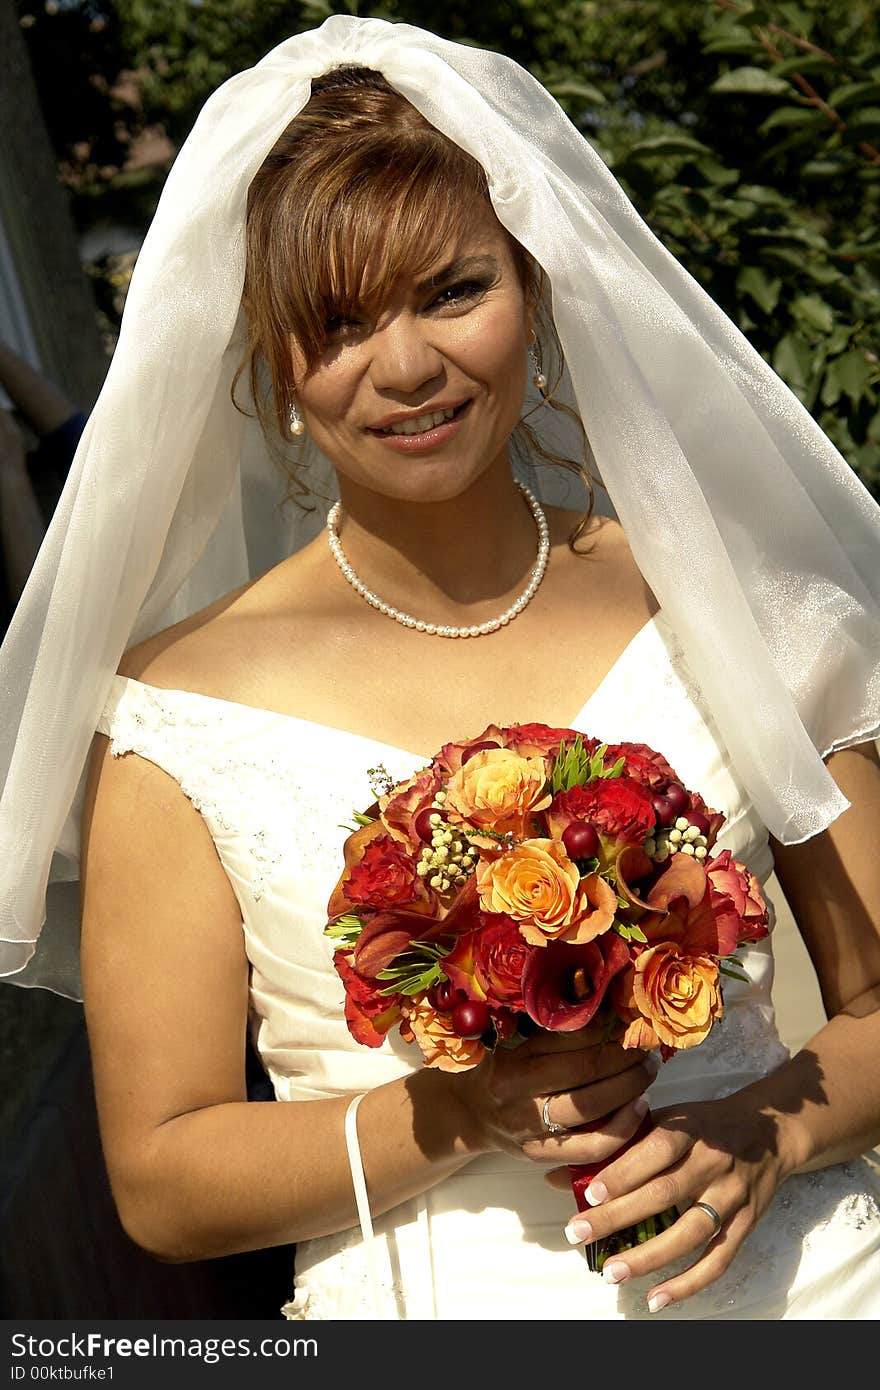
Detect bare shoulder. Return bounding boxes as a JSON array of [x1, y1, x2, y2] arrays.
[[544, 504, 659, 617], [116, 533, 328, 698], [116, 575, 258, 690]]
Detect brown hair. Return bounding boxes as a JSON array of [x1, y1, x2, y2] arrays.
[[232, 64, 600, 549]]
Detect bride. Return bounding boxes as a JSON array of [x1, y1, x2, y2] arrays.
[[3, 17, 880, 1320]]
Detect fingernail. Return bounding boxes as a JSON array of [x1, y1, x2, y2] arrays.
[[564, 1216, 593, 1245], [632, 1095, 649, 1118], [585, 1179, 608, 1206], [648, 1291, 672, 1313], [603, 1261, 630, 1285]]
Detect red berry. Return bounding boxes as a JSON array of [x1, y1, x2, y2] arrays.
[[689, 810, 710, 835], [451, 999, 491, 1038], [461, 740, 501, 765], [652, 794, 675, 828], [562, 821, 600, 860], [428, 979, 459, 1012], [415, 807, 438, 841], [665, 783, 689, 816]]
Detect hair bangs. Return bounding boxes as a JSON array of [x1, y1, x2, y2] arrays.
[[289, 137, 493, 373]]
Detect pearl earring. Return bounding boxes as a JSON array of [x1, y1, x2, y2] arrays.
[[288, 399, 305, 437], [529, 344, 547, 397]]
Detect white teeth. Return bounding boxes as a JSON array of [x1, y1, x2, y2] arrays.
[[383, 405, 459, 436]]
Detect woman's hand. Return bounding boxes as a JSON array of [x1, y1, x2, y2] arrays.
[[550, 1088, 798, 1311], [448, 1022, 660, 1169]]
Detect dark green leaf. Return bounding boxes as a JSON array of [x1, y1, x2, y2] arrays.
[[758, 106, 824, 136], [737, 265, 782, 315], [710, 67, 790, 96], [791, 294, 835, 335]]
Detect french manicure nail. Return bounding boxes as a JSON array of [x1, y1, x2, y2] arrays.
[[564, 1216, 593, 1245], [603, 1261, 630, 1285], [585, 1179, 608, 1206], [648, 1291, 672, 1313]]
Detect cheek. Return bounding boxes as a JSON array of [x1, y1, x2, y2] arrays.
[[453, 307, 529, 399]]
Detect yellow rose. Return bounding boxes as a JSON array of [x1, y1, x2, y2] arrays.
[[476, 838, 584, 945], [402, 999, 487, 1072], [631, 943, 722, 1049], [444, 748, 550, 839]]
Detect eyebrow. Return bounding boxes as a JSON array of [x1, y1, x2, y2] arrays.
[[418, 254, 500, 291]]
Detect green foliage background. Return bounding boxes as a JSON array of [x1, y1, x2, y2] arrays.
[[18, 0, 880, 493]]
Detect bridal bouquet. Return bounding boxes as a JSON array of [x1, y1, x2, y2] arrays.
[[324, 722, 769, 1270]]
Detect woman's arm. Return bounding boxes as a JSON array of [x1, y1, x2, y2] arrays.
[[80, 728, 655, 1263], [559, 740, 880, 1306], [755, 739, 880, 1170]]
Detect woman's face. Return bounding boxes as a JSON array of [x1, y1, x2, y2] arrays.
[[290, 205, 533, 505]]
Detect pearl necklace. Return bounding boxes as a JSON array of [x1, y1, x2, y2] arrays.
[[326, 481, 550, 638]]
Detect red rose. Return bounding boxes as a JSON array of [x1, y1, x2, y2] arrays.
[[344, 835, 420, 910], [472, 915, 531, 1010], [706, 849, 770, 945], [602, 741, 680, 792], [548, 777, 656, 846], [334, 951, 401, 1047], [521, 932, 630, 1031], [503, 723, 595, 759]]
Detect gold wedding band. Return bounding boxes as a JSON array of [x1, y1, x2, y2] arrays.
[[690, 1200, 723, 1239], [541, 1095, 567, 1136]]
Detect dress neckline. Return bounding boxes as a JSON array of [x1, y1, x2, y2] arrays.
[[110, 609, 664, 765]]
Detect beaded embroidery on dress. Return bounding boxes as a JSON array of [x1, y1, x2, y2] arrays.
[[96, 610, 880, 1320]]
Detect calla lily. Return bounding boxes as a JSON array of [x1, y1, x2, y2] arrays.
[[521, 933, 630, 1031]]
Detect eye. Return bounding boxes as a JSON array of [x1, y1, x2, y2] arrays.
[[429, 278, 490, 309]]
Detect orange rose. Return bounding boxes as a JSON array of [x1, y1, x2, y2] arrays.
[[444, 748, 551, 839], [401, 998, 487, 1072], [476, 838, 613, 946], [631, 942, 722, 1050]]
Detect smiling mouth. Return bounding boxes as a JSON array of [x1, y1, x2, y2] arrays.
[[369, 399, 471, 436]]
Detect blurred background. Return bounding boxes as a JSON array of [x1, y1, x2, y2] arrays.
[[1, 0, 876, 1316]]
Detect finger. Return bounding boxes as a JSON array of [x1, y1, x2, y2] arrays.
[[563, 1151, 702, 1247], [642, 1209, 754, 1313], [501, 1045, 654, 1104], [596, 1195, 740, 1289], [522, 1096, 651, 1166], [574, 1114, 695, 1207], [513, 1019, 630, 1058], [547, 1058, 658, 1130], [543, 1167, 573, 1191]]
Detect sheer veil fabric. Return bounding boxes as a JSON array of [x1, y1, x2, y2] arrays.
[[1, 13, 879, 995]]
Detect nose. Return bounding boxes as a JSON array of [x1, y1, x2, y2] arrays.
[[368, 311, 445, 395]]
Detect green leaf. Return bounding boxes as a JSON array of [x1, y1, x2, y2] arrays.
[[773, 333, 814, 395], [737, 265, 782, 315], [324, 914, 365, 948], [791, 294, 835, 335], [827, 81, 880, 111], [546, 78, 607, 105], [834, 349, 876, 402], [848, 107, 880, 135], [719, 963, 750, 983], [758, 107, 824, 136], [710, 67, 790, 97], [352, 811, 375, 826], [624, 133, 713, 160], [549, 735, 597, 793], [735, 184, 792, 209]]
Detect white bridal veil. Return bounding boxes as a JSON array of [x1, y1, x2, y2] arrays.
[[1, 14, 879, 995]]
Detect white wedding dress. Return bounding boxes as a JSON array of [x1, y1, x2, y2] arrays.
[[96, 609, 880, 1320]]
